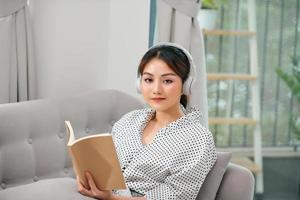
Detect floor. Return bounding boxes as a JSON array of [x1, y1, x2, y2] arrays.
[[254, 195, 300, 200]]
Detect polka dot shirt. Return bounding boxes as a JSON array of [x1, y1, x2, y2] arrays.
[[112, 107, 217, 200]]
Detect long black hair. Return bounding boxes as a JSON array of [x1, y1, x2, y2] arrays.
[[138, 45, 191, 108]]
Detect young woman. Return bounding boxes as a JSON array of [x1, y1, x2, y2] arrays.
[[77, 43, 217, 200]]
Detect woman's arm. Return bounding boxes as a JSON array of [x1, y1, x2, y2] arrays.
[[142, 130, 217, 200], [77, 172, 146, 200]]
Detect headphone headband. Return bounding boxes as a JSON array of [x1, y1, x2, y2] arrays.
[[146, 42, 197, 78]]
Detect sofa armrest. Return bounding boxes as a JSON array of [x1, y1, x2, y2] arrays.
[[216, 163, 255, 200]]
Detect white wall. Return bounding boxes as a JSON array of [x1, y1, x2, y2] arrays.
[[106, 1, 149, 98], [29, 0, 149, 99]]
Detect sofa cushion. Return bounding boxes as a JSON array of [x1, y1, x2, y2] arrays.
[[0, 177, 92, 200], [196, 152, 232, 200]]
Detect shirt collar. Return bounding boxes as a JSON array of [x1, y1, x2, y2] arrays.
[[143, 105, 203, 127]]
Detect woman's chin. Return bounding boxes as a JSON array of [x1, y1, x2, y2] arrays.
[[148, 103, 166, 111]]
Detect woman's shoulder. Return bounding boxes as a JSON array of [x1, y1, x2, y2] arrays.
[[121, 107, 150, 119], [178, 109, 214, 141], [114, 107, 151, 125], [181, 108, 207, 131], [177, 118, 216, 153], [183, 120, 212, 139]]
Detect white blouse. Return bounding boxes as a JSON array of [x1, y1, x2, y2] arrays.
[[112, 107, 217, 200]]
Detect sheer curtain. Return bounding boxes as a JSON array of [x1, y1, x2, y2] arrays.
[[155, 0, 208, 127], [0, 0, 36, 103]]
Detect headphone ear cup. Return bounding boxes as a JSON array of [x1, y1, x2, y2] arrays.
[[183, 76, 194, 95], [136, 77, 141, 93]]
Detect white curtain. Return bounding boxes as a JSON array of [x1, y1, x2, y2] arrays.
[[156, 0, 208, 127], [0, 0, 36, 103]]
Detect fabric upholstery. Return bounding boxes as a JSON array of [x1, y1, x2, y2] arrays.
[[216, 163, 255, 200], [0, 89, 143, 189], [196, 152, 232, 200], [0, 177, 93, 200], [0, 1, 36, 103]]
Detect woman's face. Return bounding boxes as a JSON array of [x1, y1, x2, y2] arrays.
[[140, 58, 183, 113]]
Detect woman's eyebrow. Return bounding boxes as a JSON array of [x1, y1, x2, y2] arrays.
[[142, 72, 177, 77], [142, 72, 153, 76], [161, 73, 177, 77]]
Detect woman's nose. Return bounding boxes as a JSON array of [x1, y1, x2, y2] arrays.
[[153, 81, 162, 94]]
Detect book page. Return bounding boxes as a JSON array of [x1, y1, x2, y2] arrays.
[[65, 121, 76, 145]]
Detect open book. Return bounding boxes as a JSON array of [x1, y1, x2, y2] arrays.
[[64, 121, 126, 190]]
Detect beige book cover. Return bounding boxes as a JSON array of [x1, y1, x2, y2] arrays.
[[64, 121, 126, 190]]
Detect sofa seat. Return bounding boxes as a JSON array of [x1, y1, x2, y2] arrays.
[[0, 177, 93, 200]]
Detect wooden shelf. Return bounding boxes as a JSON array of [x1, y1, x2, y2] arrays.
[[203, 29, 256, 37], [209, 117, 257, 125], [207, 73, 257, 81], [231, 156, 261, 173], [217, 147, 300, 158]]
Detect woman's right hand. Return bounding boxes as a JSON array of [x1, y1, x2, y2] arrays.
[[76, 172, 114, 200]]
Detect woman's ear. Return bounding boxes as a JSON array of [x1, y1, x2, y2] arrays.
[[136, 77, 141, 94]]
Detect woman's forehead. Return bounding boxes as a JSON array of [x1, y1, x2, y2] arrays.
[[143, 58, 175, 74]]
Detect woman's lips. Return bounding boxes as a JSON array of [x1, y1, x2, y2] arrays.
[[151, 97, 166, 102]]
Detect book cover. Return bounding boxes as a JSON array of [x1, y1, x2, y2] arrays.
[[64, 121, 126, 190]]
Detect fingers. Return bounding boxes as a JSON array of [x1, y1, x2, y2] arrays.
[[77, 176, 93, 196], [77, 172, 113, 199], [85, 172, 97, 191], [85, 172, 101, 198]]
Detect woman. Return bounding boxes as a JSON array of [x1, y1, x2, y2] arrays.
[[77, 43, 217, 200]]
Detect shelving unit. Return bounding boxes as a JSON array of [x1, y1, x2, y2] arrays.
[[204, 0, 264, 195]]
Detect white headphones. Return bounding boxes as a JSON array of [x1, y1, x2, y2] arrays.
[[136, 42, 196, 95]]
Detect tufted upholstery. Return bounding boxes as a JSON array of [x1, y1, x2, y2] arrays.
[[0, 89, 254, 200], [0, 89, 143, 190]]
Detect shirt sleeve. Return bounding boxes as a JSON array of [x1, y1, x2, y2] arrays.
[[144, 130, 217, 200]]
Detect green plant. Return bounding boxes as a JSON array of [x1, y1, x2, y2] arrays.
[[201, 0, 227, 9], [276, 56, 300, 141]]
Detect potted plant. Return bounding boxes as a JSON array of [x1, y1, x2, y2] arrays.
[[197, 0, 226, 30], [276, 56, 300, 148]]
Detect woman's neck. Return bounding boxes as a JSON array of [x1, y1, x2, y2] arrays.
[[153, 106, 184, 127]]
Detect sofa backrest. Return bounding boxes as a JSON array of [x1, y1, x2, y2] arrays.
[[0, 90, 144, 190]]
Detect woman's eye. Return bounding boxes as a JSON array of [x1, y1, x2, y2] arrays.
[[143, 78, 153, 83], [163, 80, 173, 84]]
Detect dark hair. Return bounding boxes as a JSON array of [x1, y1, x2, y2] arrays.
[[138, 45, 191, 108]]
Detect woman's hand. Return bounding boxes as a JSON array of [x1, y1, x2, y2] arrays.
[[77, 172, 114, 200]]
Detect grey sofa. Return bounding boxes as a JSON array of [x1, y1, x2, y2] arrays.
[[0, 89, 254, 200]]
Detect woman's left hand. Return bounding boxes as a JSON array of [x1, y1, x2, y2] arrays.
[[77, 172, 114, 200]]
